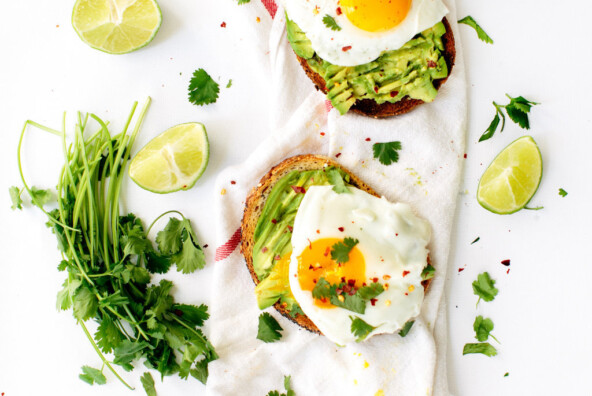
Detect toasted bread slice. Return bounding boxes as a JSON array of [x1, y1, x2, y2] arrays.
[[241, 155, 432, 335], [295, 18, 456, 118]]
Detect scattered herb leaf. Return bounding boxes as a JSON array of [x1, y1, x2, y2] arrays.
[[188, 68, 220, 106], [479, 95, 538, 142], [558, 188, 568, 197], [472, 272, 498, 305], [421, 264, 435, 281], [331, 237, 359, 263], [504, 372, 509, 377], [266, 375, 295, 396], [226, 79, 232, 88], [257, 312, 283, 343], [79, 366, 107, 385], [471, 237, 480, 244], [30, 186, 53, 207], [312, 277, 383, 314], [373, 141, 402, 165], [350, 316, 376, 342], [140, 372, 157, 396], [9, 186, 22, 210], [237, 0, 251, 4], [458, 16, 493, 44], [322, 14, 341, 31], [463, 342, 498, 357], [327, 168, 351, 194], [473, 316, 498, 342], [398, 320, 415, 337]]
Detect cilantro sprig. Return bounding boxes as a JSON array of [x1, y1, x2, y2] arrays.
[[479, 94, 538, 142], [257, 312, 284, 343], [266, 375, 295, 396], [323, 15, 341, 31], [472, 272, 498, 305], [473, 315, 499, 343], [458, 16, 493, 44], [373, 141, 402, 165], [188, 68, 220, 106], [463, 342, 498, 357], [559, 188, 568, 197], [12, 100, 216, 389], [331, 237, 359, 263], [350, 316, 376, 342], [312, 277, 383, 314]]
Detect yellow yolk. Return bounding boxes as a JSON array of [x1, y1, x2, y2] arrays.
[[296, 238, 365, 308], [340, 0, 412, 32]]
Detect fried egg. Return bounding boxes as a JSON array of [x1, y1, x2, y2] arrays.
[[288, 186, 431, 345], [281, 0, 448, 66]]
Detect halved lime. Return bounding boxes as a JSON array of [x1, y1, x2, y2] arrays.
[[129, 123, 209, 193], [72, 0, 162, 54], [477, 136, 543, 214]]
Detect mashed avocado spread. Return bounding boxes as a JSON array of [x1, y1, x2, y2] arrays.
[[286, 17, 448, 115], [253, 167, 351, 315]]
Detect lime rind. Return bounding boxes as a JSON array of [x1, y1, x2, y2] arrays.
[[72, 0, 162, 55], [477, 136, 543, 215], [129, 123, 209, 194]]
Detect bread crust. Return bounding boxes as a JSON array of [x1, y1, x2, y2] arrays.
[[295, 17, 456, 118], [241, 155, 432, 335]]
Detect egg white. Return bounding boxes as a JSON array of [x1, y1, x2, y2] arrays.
[[288, 186, 431, 345], [281, 0, 448, 66]]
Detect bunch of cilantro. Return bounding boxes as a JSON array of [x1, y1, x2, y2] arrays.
[[10, 99, 216, 390]]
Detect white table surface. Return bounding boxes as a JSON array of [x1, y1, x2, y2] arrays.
[[1, 1, 591, 395]]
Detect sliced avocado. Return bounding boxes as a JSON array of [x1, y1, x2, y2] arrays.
[[285, 20, 449, 114]]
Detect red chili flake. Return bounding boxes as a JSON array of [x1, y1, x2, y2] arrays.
[[362, 282, 367, 286], [174, 309, 183, 316], [458, 268, 465, 273], [370, 298, 377, 306], [346, 286, 356, 296], [274, 255, 281, 260], [405, 292, 409, 296], [221, 22, 227, 28], [348, 279, 356, 287], [365, 137, 371, 142], [203, 244, 209, 248], [336, 7, 342, 15], [182, 185, 187, 189], [261, 247, 268, 253], [313, 278, 317, 283], [287, 225, 293, 232], [342, 45, 352, 52], [501, 259, 511, 266], [341, 277, 346, 283], [320, 132, 326, 136], [390, 91, 398, 97], [402, 270, 410, 277], [507, 269, 510, 274], [316, 229, 320, 234], [231, 180, 236, 184], [324, 246, 331, 257], [372, 277, 379, 283], [338, 227, 345, 232], [291, 185, 306, 194], [463, 153, 467, 159], [374, 86, 379, 93], [427, 60, 437, 68], [271, 219, 277, 224], [335, 152, 342, 158], [395, 233, 399, 237], [307, 238, 312, 249]]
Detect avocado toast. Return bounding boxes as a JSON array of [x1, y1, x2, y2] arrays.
[[287, 18, 456, 118], [241, 155, 433, 334]]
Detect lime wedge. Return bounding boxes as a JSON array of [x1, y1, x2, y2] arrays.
[[129, 123, 209, 193], [477, 136, 543, 214], [72, 0, 162, 54]]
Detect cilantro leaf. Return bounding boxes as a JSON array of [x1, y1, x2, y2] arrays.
[[56, 278, 82, 311], [172, 304, 209, 327], [323, 14, 341, 31], [156, 218, 184, 255], [30, 186, 53, 207], [479, 109, 503, 142], [559, 188, 568, 197], [113, 340, 153, 367], [458, 16, 493, 44], [157, 217, 206, 274], [331, 237, 359, 263], [504, 372, 509, 377], [226, 79, 232, 88], [141, 372, 157, 396], [311, 277, 383, 314], [473, 315, 498, 342], [96, 315, 124, 354], [471, 237, 480, 245], [398, 320, 415, 337], [505, 95, 538, 129], [463, 342, 498, 357], [237, 0, 250, 4], [257, 312, 283, 343], [145, 251, 172, 274], [73, 286, 99, 321], [350, 316, 376, 342], [79, 366, 106, 385], [357, 282, 384, 300], [311, 277, 332, 300], [421, 264, 435, 280], [172, 235, 206, 274], [472, 272, 498, 305], [373, 141, 402, 165], [327, 168, 351, 194], [190, 359, 209, 384], [9, 186, 22, 210], [188, 68, 220, 106], [284, 375, 295, 396]]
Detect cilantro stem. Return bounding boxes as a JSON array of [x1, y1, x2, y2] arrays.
[[146, 210, 185, 235], [79, 321, 134, 390]]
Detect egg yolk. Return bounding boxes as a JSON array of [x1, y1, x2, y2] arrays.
[[297, 238, 365, 308], [340, 0, 411, 33]]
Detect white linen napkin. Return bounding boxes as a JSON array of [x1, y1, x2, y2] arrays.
[[207, 1, 466, 394]]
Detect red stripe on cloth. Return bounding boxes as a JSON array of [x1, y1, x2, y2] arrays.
[[325, 100, 334, 113], [215, 227, 242, 262], [261, 0, 278, 18]]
